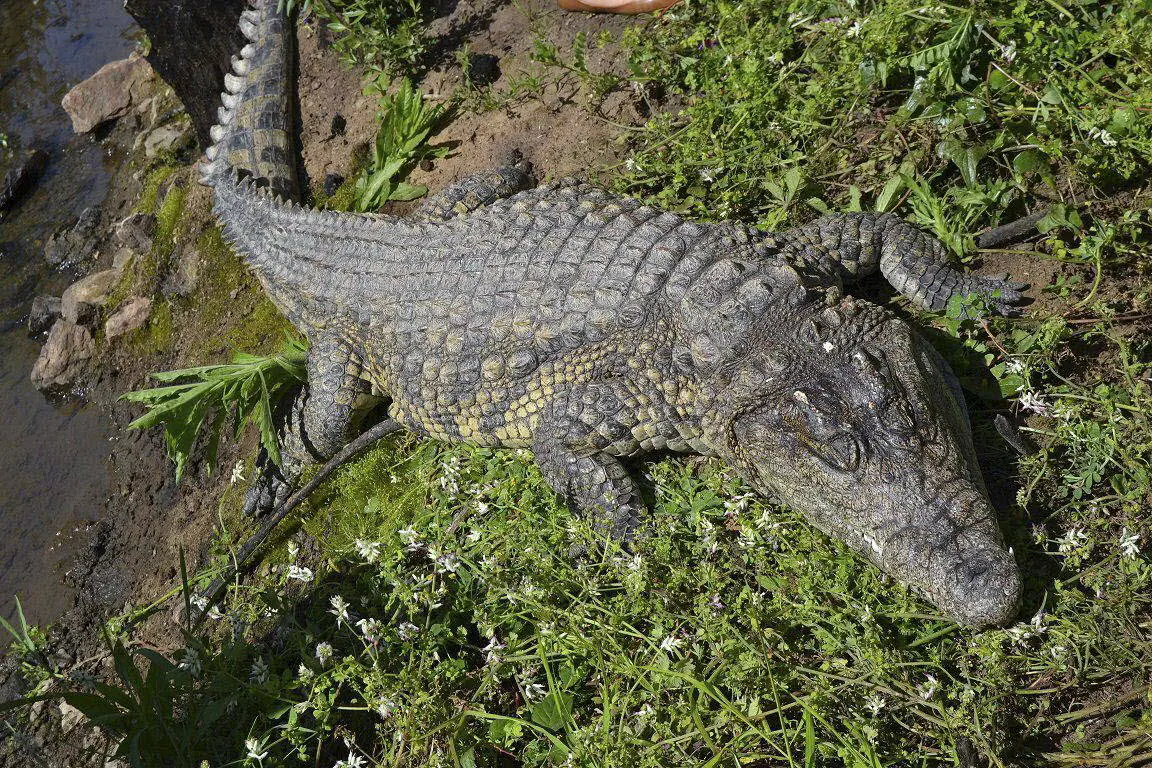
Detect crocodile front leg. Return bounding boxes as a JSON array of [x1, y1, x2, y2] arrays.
[[532, 424, 648, 545], [243, 335, 376, 516], [781, 213, 1028, 315]]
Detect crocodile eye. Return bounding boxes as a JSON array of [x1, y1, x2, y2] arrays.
[[819, 432, 862, 472]]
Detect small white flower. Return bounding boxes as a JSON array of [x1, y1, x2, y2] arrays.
[[329, 595, 351, 623], [376, 697, 396, 718], [191, 596, 209, 612], [917, 674, 939, 700], [433, 550, 460, 574], [297, 663, 314, 682], [846, 19, 864, 37], [1056, 526, 1088, 555], [1120, 528, 1140, 560], [397, 621, 420, 641], [178, 647, 202, 677], [285, 565, 313, 582], [287, 541, 299, 560], [335, 755, 366, 768], [1018, 389, 1049, 415], [523, 682, 546, 702], [1000, 40, 1017, 64], [315, 642, 333, 667], [230, 460, 247, 485], [1088, 126, 1118, 146], [658, 635, 683, 653], [245, 737, 268, 761], [483, 635, 506, 664], [249, 657, 269, 685], [864, 693, 886, 716], [1005, 358, 1026, 375], [475, 500, 490, 516], [699, 167, 718, 183], [354, 538, 382, 563], [357, 618, 383, 644]]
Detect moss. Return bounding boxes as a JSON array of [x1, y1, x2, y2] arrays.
[[136, 165, 183, 215], [135, 300, 174, 355]]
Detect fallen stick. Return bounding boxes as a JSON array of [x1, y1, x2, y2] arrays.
[[190, 417, 405, 623], [975, 209, 1049, 250]]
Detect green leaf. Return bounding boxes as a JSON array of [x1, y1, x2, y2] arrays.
[[529, 691, 573, 731]]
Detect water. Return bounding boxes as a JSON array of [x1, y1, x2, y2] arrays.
[[0, 0, 139, 626]]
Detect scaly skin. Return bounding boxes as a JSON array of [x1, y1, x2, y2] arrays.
[[199, 0, 1026, 627]]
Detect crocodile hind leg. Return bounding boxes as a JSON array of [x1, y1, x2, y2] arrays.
[[532, 427, 648, 545], [411, 151, 535, 222], [244, 335, 377, 516], [780, 213, 1028, 315]]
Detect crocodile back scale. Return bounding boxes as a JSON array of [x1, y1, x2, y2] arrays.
[[200, 0, 1030, 627]]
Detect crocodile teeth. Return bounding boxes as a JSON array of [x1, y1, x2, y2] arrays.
[[241, 44, 256, 58], [241, 8, 261, 23], [218, 106, 233, 124], [224, 73, 244, 93], [210, 125, 226, 142], [231, 56, 249, 76], [221, 93, 238, 109], [204, 145, 218, 160], [239, 18, 259, 39]]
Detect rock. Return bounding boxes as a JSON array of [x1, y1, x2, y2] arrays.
[[58, 701, 85, 732], [61, 55, 153, 134], [124, 0, 248, 147], [61, 268, 122, 325], [27, 295, 62, 336], [44, 207, 102, 268], [323, 173, 345, 197], [113, 212, 156, 253], [330, 113, 347, 137], [105, 297, 153, 339], [162, 246, 200, 297], [144, 120, 194, 158], [112, 246, 137, 271], [0, 148, 49, 213], [31, 321, 95, 391]]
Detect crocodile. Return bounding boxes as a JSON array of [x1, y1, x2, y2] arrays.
[[199, 0, 1027, 627]]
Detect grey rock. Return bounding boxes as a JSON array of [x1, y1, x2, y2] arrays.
[[44, 207, 102, 268], [162, 246, 200, 297], [58, 701, 85, 733], [61, 55, 153, 134], [0, 148, 49, 213], [27, 295, 62, 336], [31, 321, 95, 391], [144, 120, 194, 158], [61, 268, 122, 325], [113, 212, 156, 254], [105, 297, 153, 339]]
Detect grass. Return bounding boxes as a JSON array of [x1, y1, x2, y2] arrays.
[[7, 0, 1152, 766]]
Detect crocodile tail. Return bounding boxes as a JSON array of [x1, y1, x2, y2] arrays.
[[199, 0, 298, 202]]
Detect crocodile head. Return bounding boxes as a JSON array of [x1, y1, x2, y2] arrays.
[[703, 298, 1021, 627]]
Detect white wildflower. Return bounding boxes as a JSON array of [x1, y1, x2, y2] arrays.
[[178, 647, 202, 677], [335, 755, 366, 768], [354, 538, 382, 563], [249, 657, 269, 685], [917, 674, 939, 700], [230, 460, 246, 485], [483, 635, 506, 665], [285, 565, 313, 582], [1018, 389, 1049, 415], [1005, 358, 1026, 375], [357, 618, 383, 644], [376, 697, 396, 718], [1088, 126, 1118, 146], [287, 541, 299, 560], [1000, 40, 1017, 64], [432, 549, 460, 574], [397, 621, 421, 641], [1120, 528, 1140, 560], [846, 19, 864, 37], [245, 737, 268, 762], [329, 595, 351, 623], [315, 641, 333, 667], [658, 635, 683, 654], [297, 663, 314, 682], [864, 693, 886, 716], [523, 682, 546, 702], [699, 167, 718, 183], [1056, 526, 1088, 555]]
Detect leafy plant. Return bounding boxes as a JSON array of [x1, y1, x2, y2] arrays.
[[353, 77, 449, 211], [121, 336, 308, 482]]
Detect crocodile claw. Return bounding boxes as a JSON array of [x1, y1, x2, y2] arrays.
[[963, 274, 1030, 317], [242, 456, 292, 517]]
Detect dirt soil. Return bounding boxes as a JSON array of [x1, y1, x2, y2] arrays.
[[0, 2, 649, 765]]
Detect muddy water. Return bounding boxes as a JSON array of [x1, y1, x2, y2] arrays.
[[0, 0, 138, 625]]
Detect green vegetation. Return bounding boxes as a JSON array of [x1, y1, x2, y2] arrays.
[[122, 336, 307, 482], [282, 0, 428, 77], [8, 0, 1152, 766], [353, 77, 450, 211]]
